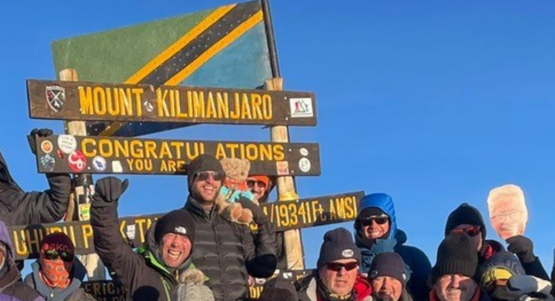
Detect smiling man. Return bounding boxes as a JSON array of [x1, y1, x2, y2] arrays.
[[297, 227, 372, 301], [183, 154, 276, 301], [90, 177, 198, 301]]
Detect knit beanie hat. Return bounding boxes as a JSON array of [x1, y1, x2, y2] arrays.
[[317, 227, 361, 269], [432, 232, 479, 284], [154, 210, 196, 244], [480, 251, 525, 285], [445, 203, 487, 238], [369, 252, 408, 285], [259, 278, 298, 301], [187, 154, 224, 190], [41, 232, 75, 254]]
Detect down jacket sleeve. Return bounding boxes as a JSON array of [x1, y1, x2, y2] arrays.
[[0, 173, 71, 225]]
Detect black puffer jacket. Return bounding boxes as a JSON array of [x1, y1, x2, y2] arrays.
[[184, 196, 276, 301], [0, 150, 71, 226], [91, 199, 191, 301]]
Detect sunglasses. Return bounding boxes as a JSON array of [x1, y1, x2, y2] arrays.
[[360, 215, 389, 226], [247, 180, 267, 189], [451, 226, 481, 237], [195, 171, 224, 182], [42, 249, 74, 262], [325, 262, 359, 272]]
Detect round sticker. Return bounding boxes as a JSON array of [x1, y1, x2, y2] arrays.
[[68, 151, 87, 172], [40, 154, 55, 171], [298, 158, 311, 173], [300, 148, 309, 156], [40, 140, 53, 154], [342, 249, 354, 258], [57, 135, 77, 154], [92, 156, 107, 172]]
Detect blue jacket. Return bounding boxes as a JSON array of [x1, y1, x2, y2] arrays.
[[355, 193, 432, 301]]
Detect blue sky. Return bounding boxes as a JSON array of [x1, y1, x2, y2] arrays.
[[1, 0, 554, 277]]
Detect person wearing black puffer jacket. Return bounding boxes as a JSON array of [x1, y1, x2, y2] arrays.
[[91, 177, 204, 301], [0, 129, 71, 226], [183, 154, 277, 301]]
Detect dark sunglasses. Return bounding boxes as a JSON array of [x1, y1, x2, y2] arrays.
[[360, 215, 389, 226], [325, 262, 359, 272], [195, 171, 224, 181], [247, 180, 267, 189], [42, 249, 74, 262], [451, 226, 481, 237]]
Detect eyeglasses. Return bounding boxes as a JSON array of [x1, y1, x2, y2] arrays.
[[195, 171, 223, 182], [42, 249, 74, 262], [247, 180, 267, 189], [360, 215, 389, 226], [492, 210, 523, 223], [451, 225, 481, 237], [325, 262, 359, 272]]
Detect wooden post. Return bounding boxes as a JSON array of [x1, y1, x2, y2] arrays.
[[266, 77, 305, 270], [60, 69, 106, 280]]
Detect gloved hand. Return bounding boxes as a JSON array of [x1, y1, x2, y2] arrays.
[[27, 128, 53, 155], [236, 198, 269, 225], [92, 177, 129, 205], [506, 235, 536, 263]]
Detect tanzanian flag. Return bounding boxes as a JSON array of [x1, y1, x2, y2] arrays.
[[51, 0, 274, 137]]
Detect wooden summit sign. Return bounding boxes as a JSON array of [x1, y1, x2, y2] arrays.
[[10, 191, 361, 260], [27, 80, 317, 127], [34, 135, 321, 176]]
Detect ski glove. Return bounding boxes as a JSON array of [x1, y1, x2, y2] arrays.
[[93, 177, 129, 205], [236, 198, 269, 225], [27, 128, 53, 155], [506, 235, 536, 263]]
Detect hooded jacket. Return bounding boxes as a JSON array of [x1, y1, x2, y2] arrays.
[[0, 150, 71, 226], [91, 199, 193, 301], [0, 220, 45, 301], [184, 195, 276, 301], [355, 193, 432, 301], [24, 257, 94, 301]]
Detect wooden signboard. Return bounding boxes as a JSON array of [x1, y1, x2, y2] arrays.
[[10, 214, 161, 261], [81, 269, 314, 300], [34, 135, 321, 176], [27, 80, 317, 127], [10, 191, 361, 260], [259, 191, 363, 231]]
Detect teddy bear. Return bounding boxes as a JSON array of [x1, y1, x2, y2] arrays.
[[217, 158, 256, 224]]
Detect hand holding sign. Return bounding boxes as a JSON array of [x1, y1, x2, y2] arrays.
[[487, 184, 528, 240]]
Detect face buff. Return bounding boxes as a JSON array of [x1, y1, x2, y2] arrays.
[[39, 255, 72, 289]]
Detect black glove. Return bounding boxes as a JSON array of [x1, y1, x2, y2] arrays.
[[506, 235, 535, 263], [27, 128, 53, 155], [246, 254, 277, 278], [92, 177, 129, 205], [236, 198, 269, 225]]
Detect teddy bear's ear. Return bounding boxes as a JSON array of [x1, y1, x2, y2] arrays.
[[241, 159, 251, 172]]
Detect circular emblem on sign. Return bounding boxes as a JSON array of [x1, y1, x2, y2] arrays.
[[300, 148, 309, 156], [40, 140, 53, 154], [57, 135, 77, 154], [298, 158, 311, 173], [92, 156, 107, 172], [342, 249, 355, 258], [68, 151, 87, 172], [40, 154, 55, 172]]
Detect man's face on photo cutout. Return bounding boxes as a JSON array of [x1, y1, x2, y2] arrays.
[[489, 193, 528, 240]]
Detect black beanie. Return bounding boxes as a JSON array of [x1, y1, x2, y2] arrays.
[[259, 278, 297, 301], [317, 227, 361, 269], [187, 154, 224, 190], [432, 233, 478, 284], [444, 203, 486, 238], [369, 252, 408, 285], [154, 210, 196, 244]]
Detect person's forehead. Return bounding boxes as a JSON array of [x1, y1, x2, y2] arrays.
[[454, 223, 479, 229], [372, 276, 401, 284], [163, 232, 191, 240], [329, 258, 358, 264]]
